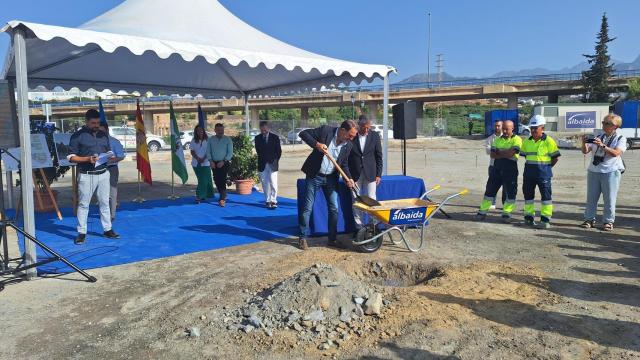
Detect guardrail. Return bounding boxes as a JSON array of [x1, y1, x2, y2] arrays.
[[29, 70, 640, 109]]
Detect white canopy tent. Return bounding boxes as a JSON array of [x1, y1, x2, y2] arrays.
[[2, 0, 395, 277]]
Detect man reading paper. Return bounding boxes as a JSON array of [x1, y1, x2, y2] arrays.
[[68, 109, 120, 245]]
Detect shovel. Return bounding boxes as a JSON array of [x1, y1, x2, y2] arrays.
[[323, 151, 381, 207]]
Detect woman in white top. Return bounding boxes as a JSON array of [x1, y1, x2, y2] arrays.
[[190, 125, 214, 203], [580, 113, 627, 231]]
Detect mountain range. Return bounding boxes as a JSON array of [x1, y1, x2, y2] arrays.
[[397, 55, 640, 83]]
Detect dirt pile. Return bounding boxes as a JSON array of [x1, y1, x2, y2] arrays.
[[226, 263, 388, 349]]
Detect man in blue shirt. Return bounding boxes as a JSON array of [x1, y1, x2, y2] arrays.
[[68, 109, 120, 245], [99, 123, 126, 222], [298, 120, 357, 250]]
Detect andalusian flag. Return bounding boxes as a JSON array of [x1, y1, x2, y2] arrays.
[[169, 101, 188, 184], [135, 100, 152, 185]]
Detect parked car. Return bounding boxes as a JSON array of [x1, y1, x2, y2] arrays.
[[371, 124, 394, 139], [180, 130, 194, 150], [109, 126, 166, 152], [286, 128, 310, 144]]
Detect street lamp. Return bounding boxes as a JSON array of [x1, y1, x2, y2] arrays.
[[427, 12, 432, 87]]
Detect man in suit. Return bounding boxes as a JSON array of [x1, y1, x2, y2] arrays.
[[298, 120, 357, 250], [349, 115, 383, 232], [255, 121, 282, 209]]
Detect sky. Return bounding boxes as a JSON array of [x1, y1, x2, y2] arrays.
[[0, 0, 638, 82]]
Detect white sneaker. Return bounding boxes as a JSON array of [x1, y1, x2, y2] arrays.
[[489, 205, 496, 210]]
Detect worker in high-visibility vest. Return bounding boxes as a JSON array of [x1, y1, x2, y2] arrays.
[[520, 115, 561, 228], [476, 120, 522, 222]]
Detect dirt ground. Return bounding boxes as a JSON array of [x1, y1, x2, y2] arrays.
[[1, 137, 639, 360]]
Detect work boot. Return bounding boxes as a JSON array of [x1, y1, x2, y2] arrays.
[[219, 199, 226, 207], [103, 230, 120, 239], [538, 221, 551, 229], [298, 237, 309, 250], [524, 217, 537, 227], [74, 233, 86, 245]]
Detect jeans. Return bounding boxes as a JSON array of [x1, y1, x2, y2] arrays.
[[77, 171, 112, 234], [523, 177, 553, 223], [298, 174, 338, 240], [584, 170, 621, 224]]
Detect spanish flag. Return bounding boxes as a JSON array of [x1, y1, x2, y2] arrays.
[[135, 100, 152, 185]]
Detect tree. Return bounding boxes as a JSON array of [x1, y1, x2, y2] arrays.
[[627, 78, 640, 99], [581, 13, 616, 103]]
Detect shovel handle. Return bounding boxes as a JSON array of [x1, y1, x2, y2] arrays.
[[323, 151, 359, 194]]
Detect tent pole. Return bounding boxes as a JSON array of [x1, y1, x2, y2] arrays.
[[382, 74, 390, 175], [13, 29, 37, 280], [244, 94, 250, 135]]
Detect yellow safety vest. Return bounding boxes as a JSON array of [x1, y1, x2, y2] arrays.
[[521, 134, 560, 178]]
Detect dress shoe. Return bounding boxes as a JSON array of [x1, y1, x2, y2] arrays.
[[103, 230, 120, 239], [74, 233, 86, 245]]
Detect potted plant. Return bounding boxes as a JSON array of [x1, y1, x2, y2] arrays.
[[228, 134, 258, 195]]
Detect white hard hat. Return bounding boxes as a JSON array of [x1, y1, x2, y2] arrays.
[[529, 115, 546, 127]]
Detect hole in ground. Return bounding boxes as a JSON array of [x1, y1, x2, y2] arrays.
[[357, 261, 446, 287]]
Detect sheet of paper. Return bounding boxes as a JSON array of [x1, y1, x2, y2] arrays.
[[95, 151, 114, 168]]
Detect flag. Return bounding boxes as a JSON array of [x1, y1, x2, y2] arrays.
[[197, 103, 206, 130], [98, 98, 107, 126], [135, 100, 152, 185], [170, 101, 189, 184]]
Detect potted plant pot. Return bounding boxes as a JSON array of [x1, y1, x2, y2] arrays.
[[234, 179, 255, 195], [228, 135, 259, 196]]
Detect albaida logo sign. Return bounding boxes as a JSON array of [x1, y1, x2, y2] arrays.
[[566, 111, 596, 129], [390, 207, 426, 225]]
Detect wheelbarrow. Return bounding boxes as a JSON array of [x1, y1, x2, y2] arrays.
[[351, 186, 469, 253]]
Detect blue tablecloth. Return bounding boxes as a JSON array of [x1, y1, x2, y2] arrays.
[[296, 175, 426, 236]]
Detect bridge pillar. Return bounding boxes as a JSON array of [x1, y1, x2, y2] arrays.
[[507, 95, 518, 109], [367, 103, 378, 122], [547, 94, 559, 103], [250, 108, 260, 129], [414, 101, 424, 135], [300, 106, 309, 127], [143, 110, 155, 134]]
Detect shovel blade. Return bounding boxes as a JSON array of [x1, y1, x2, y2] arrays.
[[357, 195, 381, 207]]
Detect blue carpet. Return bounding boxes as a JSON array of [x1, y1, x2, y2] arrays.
[[11, 191, 299, 274]]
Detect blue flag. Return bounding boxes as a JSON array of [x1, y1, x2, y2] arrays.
[[197, 103, 206, 130], [98, 98, 108, 126]]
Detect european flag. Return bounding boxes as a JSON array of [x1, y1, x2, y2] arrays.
[[98, 98, 108, 126], [197, 103, 206, 130]]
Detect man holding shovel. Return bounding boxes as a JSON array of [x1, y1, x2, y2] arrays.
[[298, 120, 357, 250]]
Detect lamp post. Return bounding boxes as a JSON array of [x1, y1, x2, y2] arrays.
[[427, 12, 432, 87]]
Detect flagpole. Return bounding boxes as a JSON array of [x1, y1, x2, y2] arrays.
[[133, 171, 145, 203], [168, 170, 178, 200]]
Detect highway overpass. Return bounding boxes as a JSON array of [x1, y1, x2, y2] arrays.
[[29, 70, 640, 129]]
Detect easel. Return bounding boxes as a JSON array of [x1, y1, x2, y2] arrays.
[[32, 168, 62, 220]]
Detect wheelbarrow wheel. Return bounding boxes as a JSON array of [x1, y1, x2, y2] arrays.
[[355, 225, 383, 253]]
